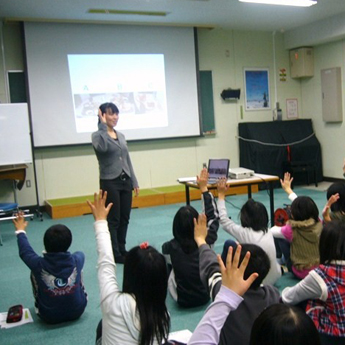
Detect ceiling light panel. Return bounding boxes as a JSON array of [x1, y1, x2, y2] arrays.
[[239, 0, 317, 7], [88, 9, 168, 17]]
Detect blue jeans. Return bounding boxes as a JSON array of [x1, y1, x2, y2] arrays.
[[221, 239, 237, 265], [274, 238, 292, 271]]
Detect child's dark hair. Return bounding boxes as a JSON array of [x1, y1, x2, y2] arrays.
[[123, 246, 170, 345], [250, 304, 321, 345], [319, 220, 345, 264], [221, 242, 270, 289], [43, 224, 72, 253], [172, 206, 199, 254], [290, 196, 319, 222], [240, 199, 268, 232], [326, 182, 345, 213]]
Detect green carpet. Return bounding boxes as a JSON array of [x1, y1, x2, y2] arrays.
[[0, 185, 326, 344]]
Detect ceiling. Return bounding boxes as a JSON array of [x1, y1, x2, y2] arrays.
[[1, 0, 345, 32]]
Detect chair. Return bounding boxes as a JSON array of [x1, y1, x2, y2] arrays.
[[289, 160, 318, 187], [0, 202, 19, 245], [0, 203, 33, 245], [282, 160, 318, 187]]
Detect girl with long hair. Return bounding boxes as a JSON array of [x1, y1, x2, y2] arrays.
[[88, 191, 170, 345]]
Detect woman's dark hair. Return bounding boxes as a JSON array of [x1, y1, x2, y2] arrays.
[[43, 224, 72, 253], [240, 199, 268, 232], [326, 182, 345, 213], [250, 304, 321, 345], [99, 102, 119, 115], [290, 196, 319, 222], [221, 242, 271, 289], [172, 206, 199, 254], [98, 102, 119, 124], [319, 220, 345, 264], [123, 246, 170, 345]]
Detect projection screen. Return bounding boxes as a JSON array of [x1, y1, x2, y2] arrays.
[[24, 22, 201, 147]]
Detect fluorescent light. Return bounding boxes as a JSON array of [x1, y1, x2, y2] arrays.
[[239, 0, 317, 7]]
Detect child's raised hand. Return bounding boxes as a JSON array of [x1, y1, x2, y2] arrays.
[[194, 213, 207, 247], [217, 245, 258, 297], [280, 172, 293, 195], [87, 190, 113, 221], [322, 193, 340, 222], [217, 177, 228, 199], [13, 211, 28, 232], [197, 168, 209, 193], [327, 193, 340, 208]]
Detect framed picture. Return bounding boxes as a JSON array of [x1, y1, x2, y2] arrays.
[[244, 68, 270, 111], [286, 98, 298, 119]]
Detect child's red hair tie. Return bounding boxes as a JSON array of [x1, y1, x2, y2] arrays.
[[139, 241, 149, 249]]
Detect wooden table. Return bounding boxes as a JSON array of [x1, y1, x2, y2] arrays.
[[178, 173, 280, 226]]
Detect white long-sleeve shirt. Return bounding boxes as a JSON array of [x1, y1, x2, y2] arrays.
[[94, 220, 148, 345], [217, 199, 281, 285]]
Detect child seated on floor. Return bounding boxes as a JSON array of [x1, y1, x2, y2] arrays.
[[187, 243, 321, 345], [13, 213, 88, 324], [271, 172, 322, 279], [194, 218, 280, 345], [162, 168, 219, 308], [216, 177, 281, 285], [87, 191, 170, 345], [282, 220, 345, 345]]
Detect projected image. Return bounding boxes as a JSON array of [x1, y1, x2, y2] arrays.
[[68, 54, 168, 133]]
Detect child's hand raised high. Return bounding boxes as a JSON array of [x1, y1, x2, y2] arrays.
[[280, 172, 293, 195], [13, 211, 28, 232], [194, 213, 207, 247], [217, 177, 228, 199], [217, 245, 258, 297], [322, 193, 340, 223], [197, 168, 209, 193], [87, 190, 113, 221]]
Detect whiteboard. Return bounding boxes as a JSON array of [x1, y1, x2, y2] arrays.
[[0, 103, 33, 165]]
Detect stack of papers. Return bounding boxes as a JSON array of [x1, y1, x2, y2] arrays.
[[167, 329, 192, 344], [0, 308, 33, 329], [177, 177, 197, 182]]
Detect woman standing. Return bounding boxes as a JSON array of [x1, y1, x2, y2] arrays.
[[92, 102, 139, 263]]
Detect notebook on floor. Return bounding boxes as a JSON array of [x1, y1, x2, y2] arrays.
[[207, 159, 230, 184]]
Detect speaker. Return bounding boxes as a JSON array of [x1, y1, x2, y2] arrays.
[[221, 89, 240, 101]]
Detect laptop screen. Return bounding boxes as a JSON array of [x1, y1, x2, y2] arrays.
[[208, 159, 230, 179]]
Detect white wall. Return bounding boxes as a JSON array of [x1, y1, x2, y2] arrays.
[[0, 23, 303, 206], [299, 40, 345, 179]]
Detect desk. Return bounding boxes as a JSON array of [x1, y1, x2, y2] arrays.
[[0, 164, 27, 182], [0, 164, 27, 201], [178, 174, 279, 226]]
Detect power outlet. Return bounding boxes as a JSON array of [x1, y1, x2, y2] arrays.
[[26, 180, 31, 188]]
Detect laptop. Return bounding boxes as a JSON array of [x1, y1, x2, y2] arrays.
[[207, 159, 230, 184]]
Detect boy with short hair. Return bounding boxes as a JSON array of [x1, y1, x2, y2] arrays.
[[194, 223, 280, 345], [13, 213, 88, 324]]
